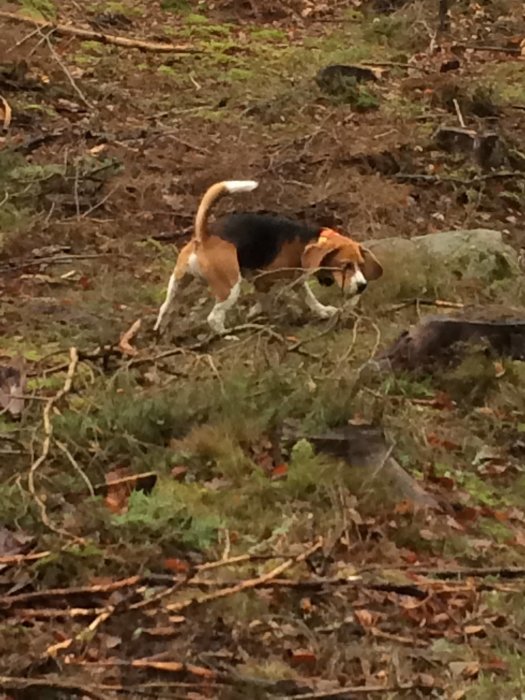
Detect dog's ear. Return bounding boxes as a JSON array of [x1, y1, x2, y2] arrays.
[[302, 238, 342, 272], [359, 246, 383, 281]]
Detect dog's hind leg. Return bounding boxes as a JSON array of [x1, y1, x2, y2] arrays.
[[207, 279, 241, 335]]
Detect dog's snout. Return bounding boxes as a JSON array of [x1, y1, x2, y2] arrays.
[[356, 279, 367, 294]]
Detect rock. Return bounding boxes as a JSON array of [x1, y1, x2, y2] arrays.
[[365, 229, 519, 286]]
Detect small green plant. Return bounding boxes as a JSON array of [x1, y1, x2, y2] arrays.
[[20, 0, 56, 19], [114, 482, 221, 550]]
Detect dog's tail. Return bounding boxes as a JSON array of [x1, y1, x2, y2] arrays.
[[194, 180, 258, 244]]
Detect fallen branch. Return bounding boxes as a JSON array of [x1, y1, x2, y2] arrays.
[[118, 318, 142, 357], [395, 170, 525, 185], [65, 658, 217, 680], [453, 42, 521, 54], [27, 347, 79, 538], [387, 298, 465, 312], [278, 682, 437, 699], [46, 607, 114, 658], [0, 11, 199, 54], [0, 675, 105, 700], [166, 540, 323, 613]]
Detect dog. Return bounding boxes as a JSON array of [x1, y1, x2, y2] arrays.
[[154, 180, 383, 335]]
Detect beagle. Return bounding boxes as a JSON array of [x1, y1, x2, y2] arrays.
[[154, 180, 383, 335]]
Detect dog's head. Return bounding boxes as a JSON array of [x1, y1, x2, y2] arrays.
[[302, 229, 383, 296]]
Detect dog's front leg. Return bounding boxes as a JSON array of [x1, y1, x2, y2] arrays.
[[302, 282, 338, 319]]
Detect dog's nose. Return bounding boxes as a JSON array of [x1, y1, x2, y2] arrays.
[[356, 280, 368, 294]]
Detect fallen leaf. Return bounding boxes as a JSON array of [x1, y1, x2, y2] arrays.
[[0, 357, 26, 418], [0, 527, 34, 557], [426, 432, 461, 451], [171, 465, 188, 480], [419, 529, 439, 541], [464, 625, 485, 637], [164, 557, 190, 573], [449, 660, 480, 678], [512, 529, 525, 547], [288, 649, 317, 668], [354, 609, 375, 627], [271, 463, 288, 480]]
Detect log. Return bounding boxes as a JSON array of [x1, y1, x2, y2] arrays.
[[378, 315, 525, 370], [282, 422, 439, 509]]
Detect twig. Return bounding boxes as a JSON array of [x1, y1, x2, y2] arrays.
[[0, 11, 199, 53], [387, 298, 465, 312], [0, 95, 12, 131], [65, 658, 217, 680], [45, 607, 114, 658], [41, 31, 92, 110], [0, 676, 105, 700], [166, 540, 323, 613], [453, 98, 466, 128], [0, 551, 51, 566], [81, 184, 119, 218], [118, 318, 142, 357], [27, 347, 79, 538], [278, 682, 434, 699], [0, 576, 142, 608], [14, 607, 106, 620], [55, 439, 95, 497], [453, 42, 521, 54], [395, 171, 525, 185]]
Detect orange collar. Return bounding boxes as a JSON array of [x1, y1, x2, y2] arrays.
[[318, 228, 339, 243]]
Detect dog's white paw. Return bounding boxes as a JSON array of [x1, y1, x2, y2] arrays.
[[316, 305, 338, 319]]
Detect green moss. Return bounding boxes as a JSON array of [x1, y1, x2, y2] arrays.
[[250, 27, 286, 41], [20, 0, 56, 19], [160, 0, 190, 13]]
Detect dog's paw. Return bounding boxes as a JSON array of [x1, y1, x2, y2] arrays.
[[316, 304, 338, 319]]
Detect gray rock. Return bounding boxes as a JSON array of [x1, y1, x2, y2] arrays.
[[366, 229, 519, 282]]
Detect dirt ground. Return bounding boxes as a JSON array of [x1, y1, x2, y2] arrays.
[[1, 0, 525, 698]]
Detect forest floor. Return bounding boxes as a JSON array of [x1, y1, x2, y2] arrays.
[[1, 0, 525, 697]]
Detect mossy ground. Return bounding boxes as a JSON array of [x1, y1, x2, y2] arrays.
[[2, 0, 525, 696]]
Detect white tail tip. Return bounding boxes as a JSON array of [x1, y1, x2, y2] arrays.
[[223, 180, 259, 193]]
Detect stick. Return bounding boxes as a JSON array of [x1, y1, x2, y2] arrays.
[[395, 171, 525, 185], [0, 575, 141, 608], [41, 31, 92, 109], [27, 347, 79, 538], [65, 658, 217, 679], [453, 42, 521, 54], [0, 95, 12, 131], [0, 11, 199, 53], [166, 540, 323, 613], [278, 682, 434, 699], [453, 98, 466, 128], [0, 676, 105, 700], [118, 318, 142, 357], [388, 298, 465, 312], [45, 607, 114, 657]]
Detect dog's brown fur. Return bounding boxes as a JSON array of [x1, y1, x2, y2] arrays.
[[154, 180, 383, 334]]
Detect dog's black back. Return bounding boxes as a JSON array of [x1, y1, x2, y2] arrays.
[[212, 213, 320, 270]]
